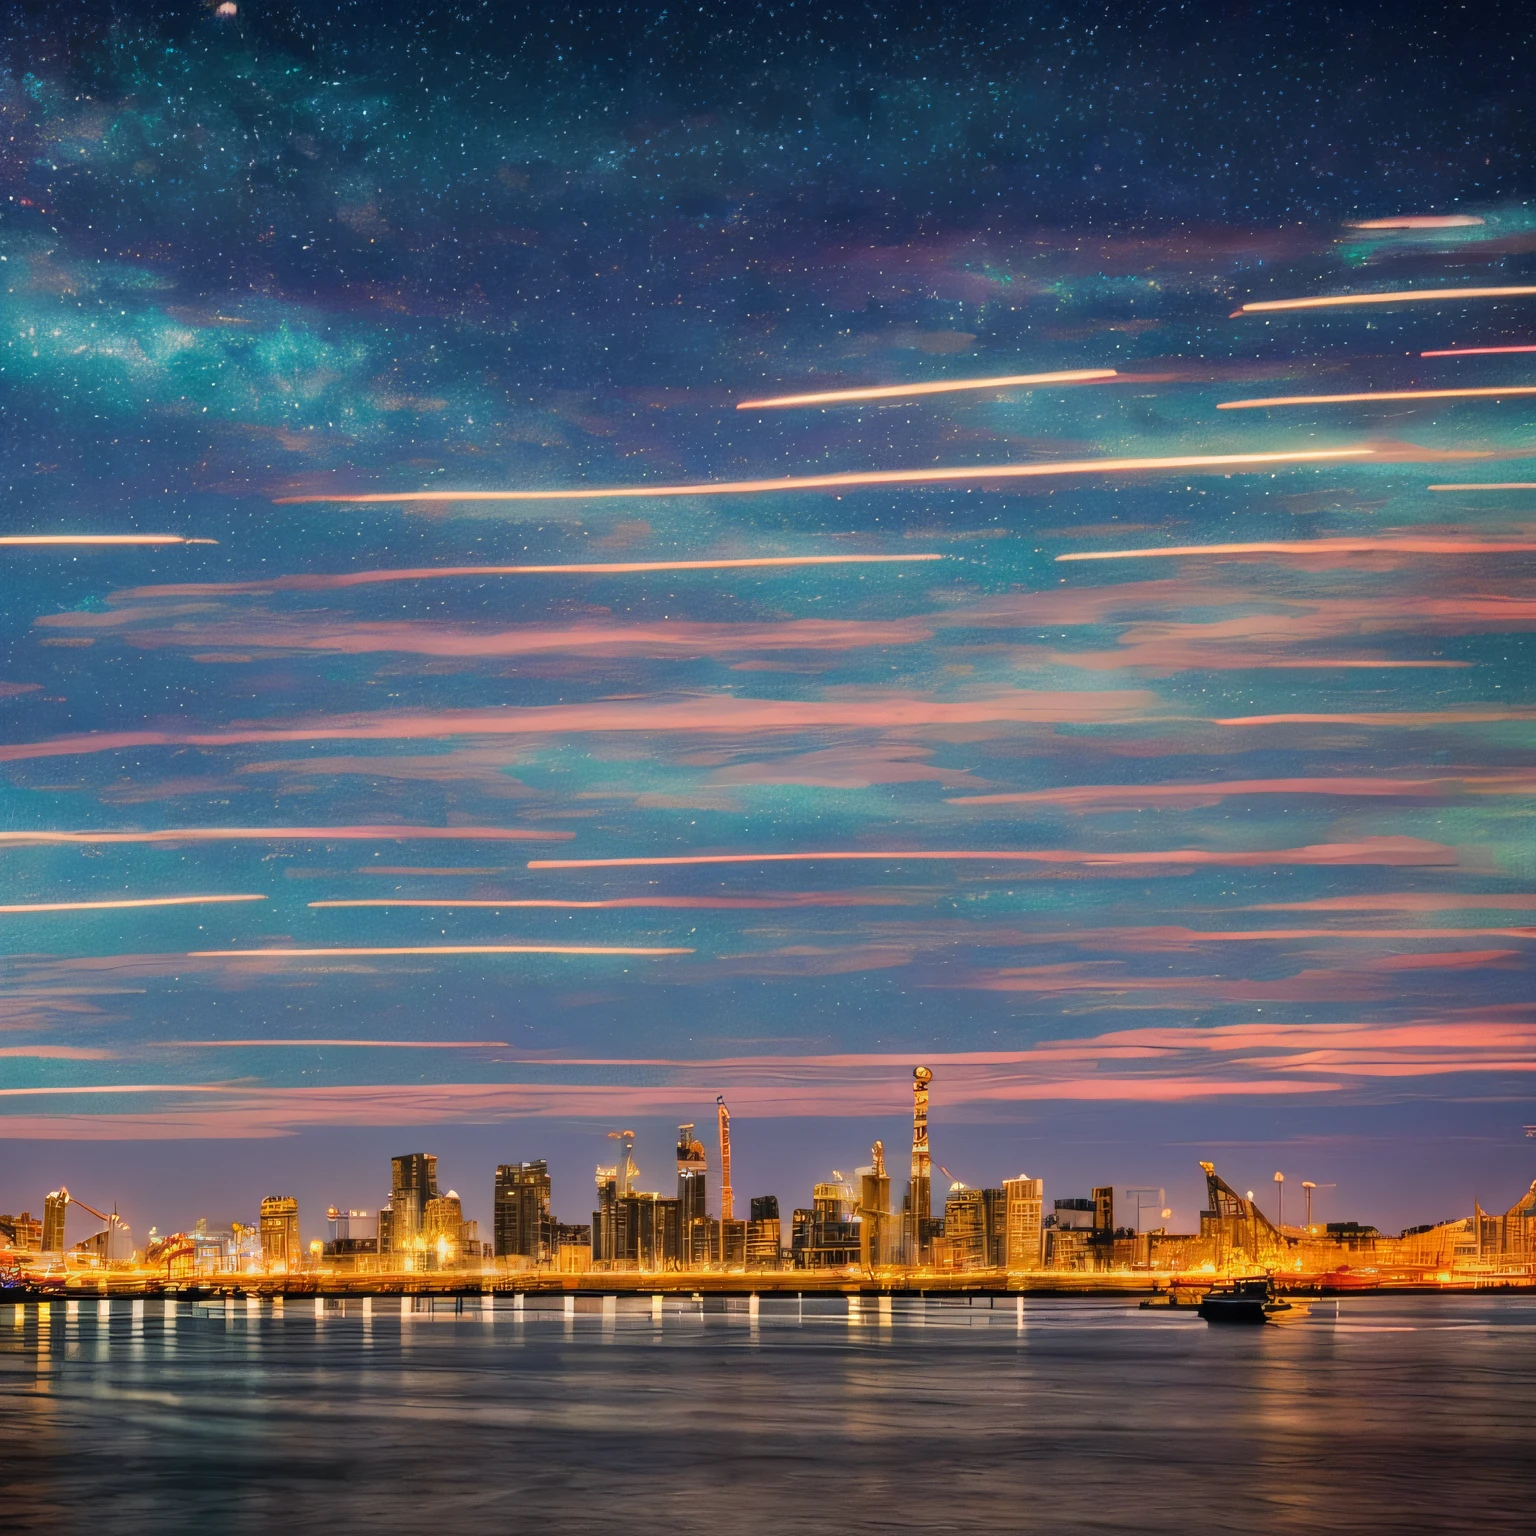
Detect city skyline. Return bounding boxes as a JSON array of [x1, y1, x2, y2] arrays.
[[9, 1065, 1534, 1276]]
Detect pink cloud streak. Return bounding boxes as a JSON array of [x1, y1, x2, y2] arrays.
[[117, 553, 946, 598], [75, 615, 935, 659], [948, 774, 1536, 809], [0, 690, 1159, 764], [1249, 894, 1536, 912]]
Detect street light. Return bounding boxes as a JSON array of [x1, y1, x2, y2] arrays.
[[1274, 1171, 1285, 1229]]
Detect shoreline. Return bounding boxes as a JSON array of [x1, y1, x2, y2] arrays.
[[6, 1270, 1535, 1305]]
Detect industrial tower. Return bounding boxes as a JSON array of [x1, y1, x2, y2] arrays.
[[909, 1065, 933, 1263], [716, 1096, 734, 1224]]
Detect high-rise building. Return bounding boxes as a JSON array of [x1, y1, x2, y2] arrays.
[[259, 1195, 301, 1272], [677, 1123, 710, 1267], [599, 1192, 681, 1270], [720, 1219, 747, 1268], [677, 1123, 707, 1223], [981, 1187, 1006, 1268], [941, 1183, 986, 1269], [592, 1163, 618, 1264], [423, 1191, 464, 1266], [859, 1141, 893, 1269], [390, 1152, 438, 1244], [42, 1191, 68, 1253], [494, 1161, 553, 1263], [794, 1173, 861, 1269], [1002, 1175, 1044, 1269], [907, 1065, 934, 1263], [424, 1191, 463, 1240], [747, 1195, 781, 1268]]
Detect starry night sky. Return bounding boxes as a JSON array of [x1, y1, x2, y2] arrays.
[[4, 0, 1536, 1241]]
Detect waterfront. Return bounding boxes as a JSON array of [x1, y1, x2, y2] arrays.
[[3, 1296, 1533, 1534]]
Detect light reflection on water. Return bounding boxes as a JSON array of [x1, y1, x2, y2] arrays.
[[3, 1294, 1534, 1534]]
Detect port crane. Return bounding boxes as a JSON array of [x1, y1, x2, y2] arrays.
[[49, 1186, 128, 1262]]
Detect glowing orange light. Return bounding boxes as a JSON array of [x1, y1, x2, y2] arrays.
[[1428, 483, 1536, 491], [276, 448, 1373, 503], [735, 369, 1117, 409], [1057, 536, 1536, 562], [0, 535, 205, 547], [0, 894, 266, 914], [1237, 286, 1536, 314], [188, 944, 694, 957], [1421, 345, 1536, 357], [1219, 386, 1536, 409]]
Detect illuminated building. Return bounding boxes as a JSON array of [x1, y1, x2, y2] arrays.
[[608, 1192, 681, 1270], [1198, 1162, 1285, 1269], [677, 1122, 713, 1265], [322, 1207, 379, 1272], [494, 1160, 553, 1263], [747, 1195, 782, 1268], [592, 1139, 682, 1269], [0, 1212, 42, 1253], [859, 1141, 893, 1268], [720, 1218, 747, 1268], [1002, 1176, 1044, 1269], [592, 1163, 619, 1264], [42, 1191, 68, 1253], [259, 1195, 302, 1272], [1475, 1179, 1536, 1265], [793, 1173, 861, 1269], [390, 1152, 439, 1245], [423, 1190, 464, 1267], [941, 1183, 986, 1269], [551, 1222, 591, 1272], [981, 1187, 1005, 1268], [1046, 1187, 1127, 1270], [906, 1066, 934, 1264]]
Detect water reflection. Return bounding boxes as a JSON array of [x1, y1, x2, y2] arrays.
[[1, 1296, 1533, 1534]]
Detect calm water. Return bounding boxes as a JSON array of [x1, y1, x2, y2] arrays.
[[2, 1293, 1533, 1534]]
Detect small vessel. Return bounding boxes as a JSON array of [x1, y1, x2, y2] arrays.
[[1139, 1285, 1204, 1309], [1197, 1276, 1306, 1325]]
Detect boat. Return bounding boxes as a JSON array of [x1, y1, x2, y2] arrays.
[[1197, 1276, 1308, 1324], [1138, 1285, 1204, 1309]]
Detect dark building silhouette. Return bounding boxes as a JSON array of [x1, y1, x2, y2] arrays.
[[494, 1160, 553, 1262], [747, 1195, 781, 1267]]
